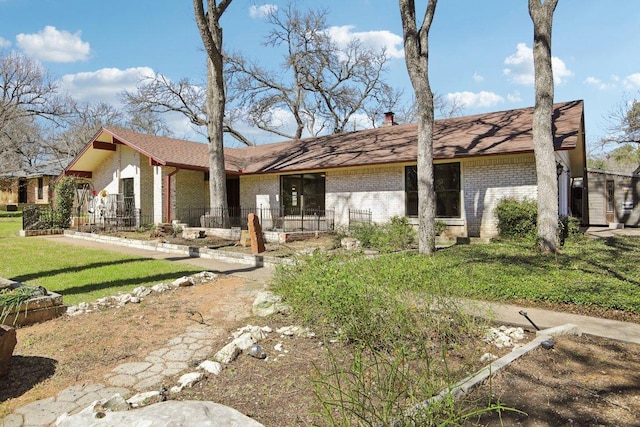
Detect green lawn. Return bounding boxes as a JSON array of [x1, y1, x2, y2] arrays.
[[274, 234, 640, 317], [0, 216, 21, 238], [0, 218, 202, 305]]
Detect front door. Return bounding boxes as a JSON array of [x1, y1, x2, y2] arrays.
[[18, 178, 28, 203], [121, 178, 135, 221], [605, 179, 615, 223]]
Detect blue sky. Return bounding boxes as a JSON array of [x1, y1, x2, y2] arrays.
[[1, 0, 639, 155]]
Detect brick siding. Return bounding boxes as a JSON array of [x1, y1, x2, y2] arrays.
[[462, 154, 537, 237], [327, 166, 405, 226]]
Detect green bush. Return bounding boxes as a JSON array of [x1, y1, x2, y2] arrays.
[[53, 176, 76, 229], [350, 216, 416, 252], [495, 198, 537, 238], [559, 215, 582, 244], [0, 211, 22, 218], [496, 198, 584, 245]]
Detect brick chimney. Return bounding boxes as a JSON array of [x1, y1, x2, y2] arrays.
[[382, 111, 397, 127]]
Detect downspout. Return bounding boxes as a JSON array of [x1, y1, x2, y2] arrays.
[[165, 167, 179, 223]]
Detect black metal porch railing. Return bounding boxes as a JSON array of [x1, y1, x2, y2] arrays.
[[348, 208, 372, 227], [22, 205, 60, 230], [78, 209, 154, 233], [176, 206, 335, 232], [175, 206, 255, 229]]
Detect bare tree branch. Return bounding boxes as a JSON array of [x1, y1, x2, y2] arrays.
[[226, 4, 402, 140]]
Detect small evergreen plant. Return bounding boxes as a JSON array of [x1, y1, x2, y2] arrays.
[[53, 176, 77, 229]]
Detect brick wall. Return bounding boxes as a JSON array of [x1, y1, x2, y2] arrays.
[[240, 175, 279, 209], [462, 154, 537, 237], [327, 166, 405, 226], [139, 160, 154, 220], [173, 170, 208, 223]]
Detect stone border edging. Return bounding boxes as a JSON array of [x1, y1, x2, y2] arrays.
[[417, 323, 579, 411], [19, 229, 65, 237], [63, 230, 295, 268]]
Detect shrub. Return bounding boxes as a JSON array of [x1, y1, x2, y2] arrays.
[[559, 215, 583, 245], [53, 176, 77, 229], [273, 251, 502, 425], [495, 198, 537, 238], [349, 216, 416, 252]]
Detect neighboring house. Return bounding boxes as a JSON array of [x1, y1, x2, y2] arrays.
[[0, 160, 65, 207], [583, 168, 640, 227], [62, 100, 587, 238]]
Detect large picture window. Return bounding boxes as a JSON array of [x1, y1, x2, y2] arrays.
[[405, 163, 461, 218], [281, 173, 326, 215]]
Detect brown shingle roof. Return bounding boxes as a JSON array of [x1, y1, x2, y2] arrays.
[[226, 100, 584, 174], [95, 100, 583, 175], [103, 128, 210, 170]]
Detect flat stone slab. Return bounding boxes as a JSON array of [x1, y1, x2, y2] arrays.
[[55, 399, 265, 426], [112, 362, 152, 375]]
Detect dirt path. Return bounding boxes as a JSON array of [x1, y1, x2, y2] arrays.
[[0, 275, 265, 418]]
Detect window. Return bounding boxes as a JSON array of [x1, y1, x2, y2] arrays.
[[405, 163, 461, 218], [606, 180, 615, 212], [37, 177, 44, 200], [280, 173, 325, 215]]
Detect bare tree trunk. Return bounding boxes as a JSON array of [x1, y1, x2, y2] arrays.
[[529, 0, 559, 253], [194, 0, 230, 220], [206, 57, 228, 218], [399, 0, 438, 255]]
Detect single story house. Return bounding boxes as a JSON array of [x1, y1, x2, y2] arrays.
[[583, 168, 640, 227], [61, 100, 587, 238], [0, 160, 66, 208]]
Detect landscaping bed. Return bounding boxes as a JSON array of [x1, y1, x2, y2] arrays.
[[95, 228, 340, 258], [2, 279, 639, 426]]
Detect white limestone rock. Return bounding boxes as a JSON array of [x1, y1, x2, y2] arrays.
[[192, 271, 217, 283], [172, 276, 195, 287], [232, 332, 256, 351], [276, 325, 315, 338], [252, 291, 291, 317], [132, 286, 152, 298], [170, 372, 204, 393], [151, 283, 171, 293], [198, 360, 223, 375], [126, 391, 160, 408], [214, 341, 242, 364]]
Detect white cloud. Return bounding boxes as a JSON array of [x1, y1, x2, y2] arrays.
[[583, 76, 615, 90], [446, 91, 505, 109], [16, 26, 90, 63], [473, 72, 484, 83], [0, 37, 11, 48], [507, 91, 522, 103], [584, 76, 602, 86], [503, 43, 534, 84], [552, 57, 573, 85], [623, 73, 640, 89], [503, 42, 573, 85], [325, 25, 404, 59], [59, 67, 156, 104], [249, 4, 277, 19]]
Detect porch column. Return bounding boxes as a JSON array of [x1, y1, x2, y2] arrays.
[[153, 165, 164, 224]]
